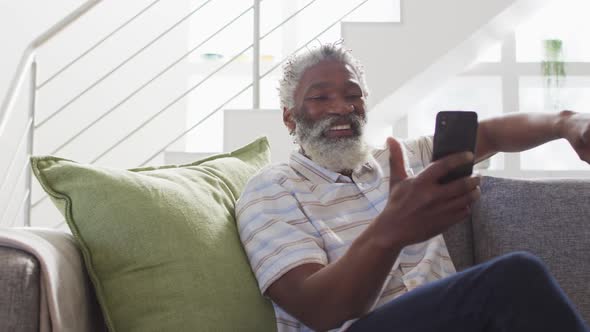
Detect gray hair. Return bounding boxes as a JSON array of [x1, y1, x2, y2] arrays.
[[278, 43, 370, 110]]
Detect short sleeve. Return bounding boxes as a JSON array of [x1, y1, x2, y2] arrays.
[[401, 135, 434, 173], [236, 176, 328, 294]]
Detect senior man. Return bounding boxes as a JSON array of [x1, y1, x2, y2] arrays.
[[236, 44, 590, 332]]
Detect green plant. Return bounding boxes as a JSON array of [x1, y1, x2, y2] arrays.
[[541, 39, 566, 87]]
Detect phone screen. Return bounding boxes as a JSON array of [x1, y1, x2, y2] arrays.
[[432, 111, 478, 184]]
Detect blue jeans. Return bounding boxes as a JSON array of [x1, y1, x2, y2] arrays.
[[347, 252, 589, 332]]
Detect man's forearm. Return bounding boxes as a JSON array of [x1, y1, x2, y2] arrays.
[[288, 220, 401, 330], [477, 111, 574, 161]]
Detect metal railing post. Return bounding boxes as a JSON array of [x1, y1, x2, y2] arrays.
[[24, 61, 37, 227], [253, 0, 261, 109], [0, 0, 101, 140]]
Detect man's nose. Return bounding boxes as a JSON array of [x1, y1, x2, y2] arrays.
[[330, 99, 355, 115]]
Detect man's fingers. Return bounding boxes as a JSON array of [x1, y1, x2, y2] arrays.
[[420, 151, 474, 183], [439, 185, 481, 214], [424, 206, 473, 237], [387, 137, 408, 183], [433, 175, 481, 202]]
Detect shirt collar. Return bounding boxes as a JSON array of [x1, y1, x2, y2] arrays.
[[289, 150, 379, 184]]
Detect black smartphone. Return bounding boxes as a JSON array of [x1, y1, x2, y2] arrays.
[[432, 111, 478, 184]]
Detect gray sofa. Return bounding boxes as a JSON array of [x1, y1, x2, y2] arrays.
[[1, 176, 589, 331]]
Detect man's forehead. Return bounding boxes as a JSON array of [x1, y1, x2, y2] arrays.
[[297, 61, 361, 93], [306, 80, 360, 91]]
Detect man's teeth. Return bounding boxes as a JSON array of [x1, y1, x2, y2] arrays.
[[330, 124, 351, 130]]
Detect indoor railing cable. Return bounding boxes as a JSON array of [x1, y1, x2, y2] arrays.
[[43, 0, 316, 162], [48, 0, 369, 229], [0, 120, 32, 225], [45, 0, 307, 158], [138, 0, 369, 167], [91, 0, 324, 166], [45, 3, 254, 157], [37, 0, 162, 90], [31, 0, 368, 213], [32, 1, 256, 209], [35, 0, 214, 129], [0, 0, 102, 226]]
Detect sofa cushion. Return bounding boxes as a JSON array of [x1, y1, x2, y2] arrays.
[[30, 137, 276, 332], [0, 247, 40, 332], [443, 218, 474, 272], [473, 176, 590, 324]]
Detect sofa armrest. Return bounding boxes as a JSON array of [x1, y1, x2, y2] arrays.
[[473, 176, 590, 323], [0, 246, 40, 332], [0, 228, 106, 332]]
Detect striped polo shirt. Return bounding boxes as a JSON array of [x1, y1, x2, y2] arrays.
[[236, 136, 456, 332]]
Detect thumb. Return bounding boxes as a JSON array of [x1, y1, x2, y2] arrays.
[[387, 137, 408, 184]]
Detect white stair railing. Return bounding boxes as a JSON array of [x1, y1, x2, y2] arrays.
[[0, 0, 370, 228], [139, 0, 369, 168], [35, 0, 214, 130], [0, 0, 102, 227]]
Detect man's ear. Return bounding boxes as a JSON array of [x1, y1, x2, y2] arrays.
[[283, 107, 296, 134]]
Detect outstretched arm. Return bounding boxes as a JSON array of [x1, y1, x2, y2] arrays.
[[475, 110, 590, 164]]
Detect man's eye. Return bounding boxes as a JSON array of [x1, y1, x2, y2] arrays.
[[308, 96, 329, 101], [346, 95, 362, 99]]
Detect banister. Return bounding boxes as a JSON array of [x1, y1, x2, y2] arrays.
[[35, 0, 214, 129], [92, 0, 350, 165], [259, 0, 369, 80], [37, 0, 162, 90], [0, 119, 32, 202], [91, 43, 254, 164], [0, 0, 101, 140], [0, 160, 31, 225], [29, 0, 369, 210], [259, 0, 318, 40], [43, 0, 318, 157], [138, 0, 369, 166], [139, 82, 255, 167], [7, 188, 30, 227], [47, 3, 254, 157]]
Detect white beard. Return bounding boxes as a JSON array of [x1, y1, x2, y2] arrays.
[[295, 113, 371, 173], [301, 137, 371, 173]]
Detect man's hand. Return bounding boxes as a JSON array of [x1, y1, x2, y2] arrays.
[[559, 111, 590, 164], [371, 137, 481, 251]]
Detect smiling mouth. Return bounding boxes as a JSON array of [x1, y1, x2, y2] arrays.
[[325, 123, 354, 138], [331, 124, 351, 130]]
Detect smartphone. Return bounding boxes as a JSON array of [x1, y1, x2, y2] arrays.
[[432, 111, 478, 184]]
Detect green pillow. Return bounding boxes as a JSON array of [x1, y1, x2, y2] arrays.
[[31, 137, 276, 332]]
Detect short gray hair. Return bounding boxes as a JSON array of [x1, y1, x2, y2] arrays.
[[278, 43, 369, 110]]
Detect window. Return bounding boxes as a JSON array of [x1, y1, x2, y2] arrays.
[[406, 0, 590, 177], [407, 77, 503, 170]]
